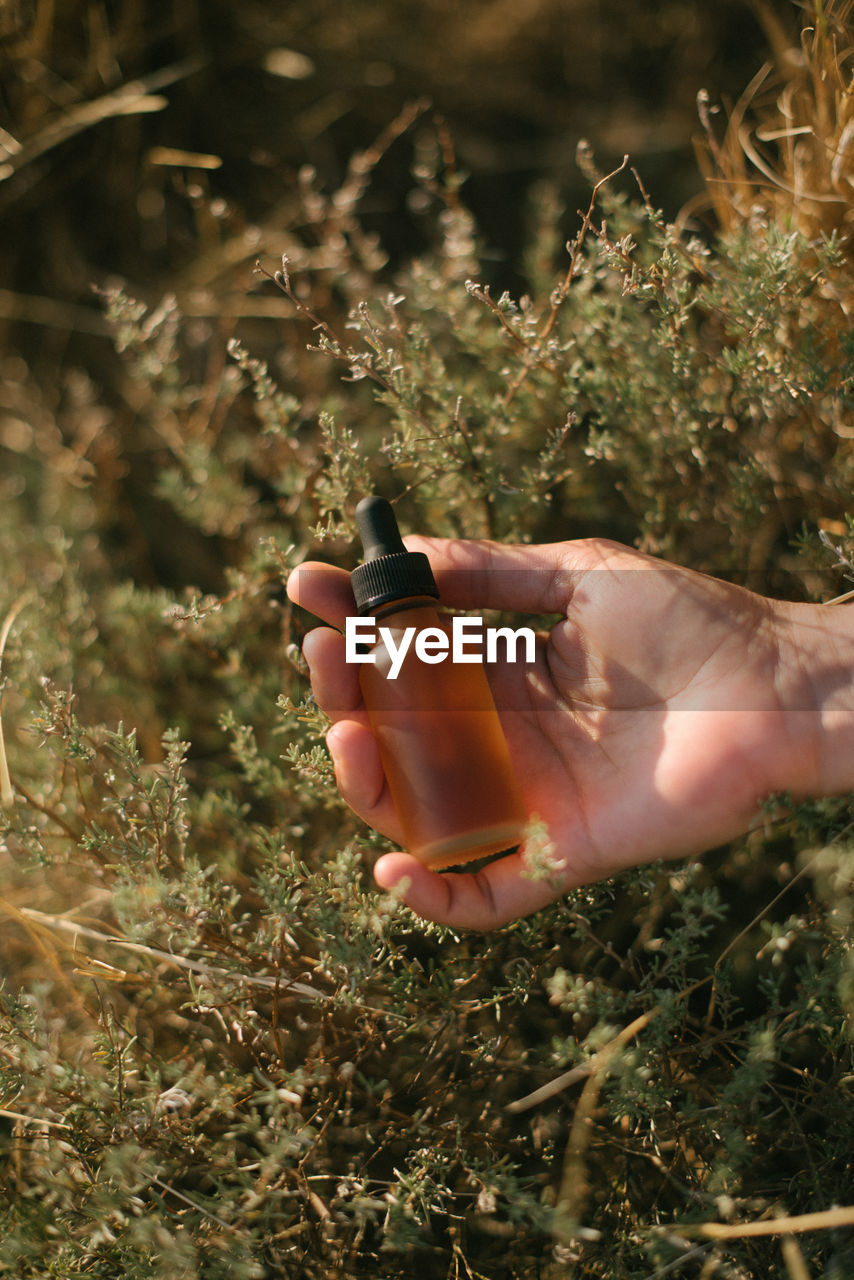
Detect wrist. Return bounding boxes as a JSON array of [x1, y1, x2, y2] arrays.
[[773, 599, 854, 798]]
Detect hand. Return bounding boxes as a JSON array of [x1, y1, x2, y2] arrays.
[[287, 535, 852, 930]]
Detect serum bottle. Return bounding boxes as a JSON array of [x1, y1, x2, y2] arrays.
[[350, 496, 527, 869]]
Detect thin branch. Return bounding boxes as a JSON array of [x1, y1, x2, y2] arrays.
[[17, 906, 406, 1020], [506, 1007, 657, 1113], [501, 153, 630, 408], [150, 1174, 235, 1232], [0, 1108, 71, 1131], [0, 593, 33, 809], [678, 1204, 854, 1240], [18, 906, 326, 1000], [540, 152, 630, 343]]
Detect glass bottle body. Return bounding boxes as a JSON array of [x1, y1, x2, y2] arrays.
[[357, 599, 527, 869]]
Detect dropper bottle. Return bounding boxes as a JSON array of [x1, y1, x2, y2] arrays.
[[350, 496, 527, 869]]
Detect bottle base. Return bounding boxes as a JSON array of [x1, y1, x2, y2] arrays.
[[412, 821, 525, 871]]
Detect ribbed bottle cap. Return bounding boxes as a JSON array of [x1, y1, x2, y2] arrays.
[[350, 496, 439, 615]]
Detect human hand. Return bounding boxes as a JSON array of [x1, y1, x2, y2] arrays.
[[287, 535, 852, 930]]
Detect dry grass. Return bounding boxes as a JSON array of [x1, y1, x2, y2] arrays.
[[698, 0, 854, 252]]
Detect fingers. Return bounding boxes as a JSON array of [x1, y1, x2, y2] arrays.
[[287, 561, 354, 630], [286, 537, 635, 625], [301, 626, 360, 717], [373, 847, 571, 931], [297, 617, 568, 927], [299, 626, 405, 843], [325, 720, 404, 844], [286, 541, 582, 626], [304, 625, 577, 930]]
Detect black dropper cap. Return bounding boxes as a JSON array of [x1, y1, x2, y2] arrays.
[[350, 496, 439, 615]]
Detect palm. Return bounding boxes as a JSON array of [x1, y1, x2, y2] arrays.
[[498, 544, 782, 872]]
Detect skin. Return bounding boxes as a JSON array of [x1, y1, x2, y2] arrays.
[[287, 535, 854, 931]]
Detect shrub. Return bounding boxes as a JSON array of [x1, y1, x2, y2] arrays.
[[0, 3, 852, 1277]]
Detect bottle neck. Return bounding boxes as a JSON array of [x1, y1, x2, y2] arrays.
[[367, 595, 440, 623]]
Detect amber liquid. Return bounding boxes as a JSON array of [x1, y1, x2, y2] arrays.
[[358, 602, 527, 869]]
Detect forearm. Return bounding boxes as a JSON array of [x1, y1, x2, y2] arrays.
[[774, 600, 854, 797]]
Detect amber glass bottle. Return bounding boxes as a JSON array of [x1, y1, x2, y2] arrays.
[[350, 496, 527, 869]]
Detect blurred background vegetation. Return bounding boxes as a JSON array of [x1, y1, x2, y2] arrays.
[[1, 2, 853, 1278], [1, 0, 776, 592], [2, 0, 771, 297]]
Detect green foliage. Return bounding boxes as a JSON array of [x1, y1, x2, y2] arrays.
[[2, 17, 854, 1279]]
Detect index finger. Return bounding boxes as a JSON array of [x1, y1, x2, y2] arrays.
[[401, 535, 594, 616], [287, 539, 583, 630]]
